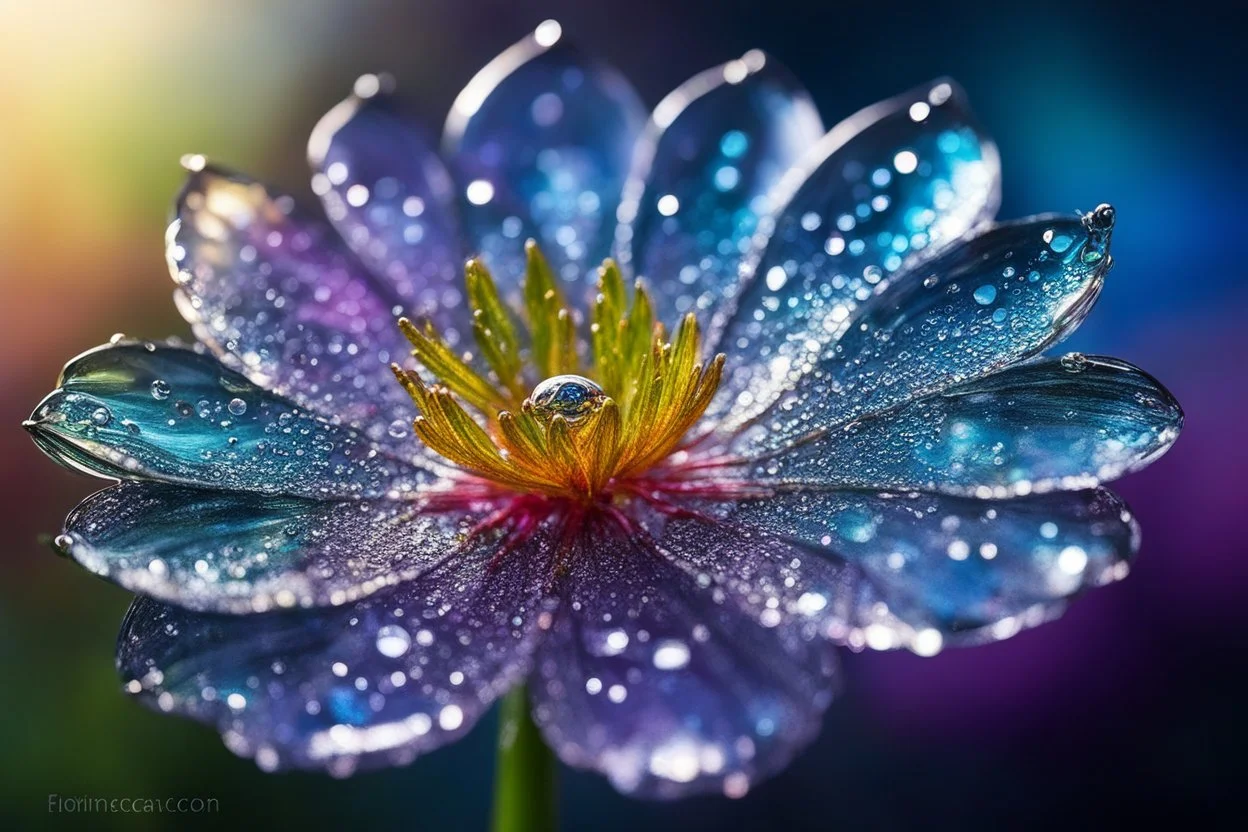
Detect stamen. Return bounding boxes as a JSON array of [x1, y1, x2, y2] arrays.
[[394, 242, 726, 502]]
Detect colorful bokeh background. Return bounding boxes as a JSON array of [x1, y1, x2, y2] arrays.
[[1, 0, 1243, 828]]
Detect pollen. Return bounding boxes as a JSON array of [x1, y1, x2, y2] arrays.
[[391, 241, 725, 501]]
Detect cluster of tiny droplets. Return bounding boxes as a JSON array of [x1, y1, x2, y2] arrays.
[[708, 82, 999, 433]]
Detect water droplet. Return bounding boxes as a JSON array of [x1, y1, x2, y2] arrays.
[[387, 419, 410, 439], [52, 533, 74, 554], [973, 284, 997, 305], [529, 375, 606, 424], [1060, 352, 1088, 373], [1043, 228, 1073, 253], [227, 398, 247, 416], [150, 379, 171, 400], [90, 406, 112, 426], [375, 625, 411, 658]]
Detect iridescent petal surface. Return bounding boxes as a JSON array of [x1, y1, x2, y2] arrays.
[[444, 25, 645, 298], [722, 487, 1138, 651], [308, 78, 468, 346], [745, 355, 1182, 495], [168, 164, 422, 450], [615, 52, 823, 323], [736, 213, 1114, 452], [709, 79, 1000, 430], [25, 341, 423, 498], [59, 482, 474, 613], [117, 531, 554, 775], [531, 518, 837, 799]]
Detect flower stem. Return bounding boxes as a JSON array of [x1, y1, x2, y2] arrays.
[[492, 684, 557, 832]]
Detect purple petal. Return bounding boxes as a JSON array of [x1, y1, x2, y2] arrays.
[[168, 163, 423, 451], [707, 79, 1000, 433], [117, 529, 555, 775], [743, 355, 1182, 495], [720, 487, 1138, 652], [59, 482, 474, 613], [531, 515, 838, 799], [731, 211, 1115, 453], [443, 22, 645, 298], [308, 77, 469, 346], [615, 52, 824, 323], [25, 340, 426, 498]]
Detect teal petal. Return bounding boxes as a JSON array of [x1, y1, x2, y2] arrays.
[[744, 355, 1182, 495], [733, 211, 1115, 452], [58, 482, 472, 613], [25, 341, 429, 498]]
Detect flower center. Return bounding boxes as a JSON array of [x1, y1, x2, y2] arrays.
[[391, 242, 725, 502]]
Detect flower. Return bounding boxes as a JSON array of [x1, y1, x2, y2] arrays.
[[24, 20, 1182, 800]]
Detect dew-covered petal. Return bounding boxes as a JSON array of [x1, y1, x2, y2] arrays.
[[25, 341, 426, 498], [735, 211, 1115, 452], [708, 79, 1000, 431], [168, 163, 422, 449], [531, 517, 838, 799], [308, 77, 467, 344], [58, 482, 477, 613], [722, 487, 1138, 651], [443, 22, 645, 296], [117, 530, 554, 775], [745, 355, 1182, 496], [614, 52, 823, 323]]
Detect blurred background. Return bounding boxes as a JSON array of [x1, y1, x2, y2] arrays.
[[1, 0, 1243, 828]]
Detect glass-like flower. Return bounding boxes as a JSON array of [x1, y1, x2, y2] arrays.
[[25, 20, 1182, 804]]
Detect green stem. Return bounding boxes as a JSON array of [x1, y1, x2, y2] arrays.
[[491, 685, 557, 832]]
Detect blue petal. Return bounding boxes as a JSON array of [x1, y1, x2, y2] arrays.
[[745, 355, 1182, 495], [720, 487, 1138, 651], [532, 515, 837, 799], [168, 163, 423, 451], [307, 77, 469, 346], [615, 52, 823, 323], [735, 211, 1115, 452], [708, 79, 1000, 430], [25, 341, 428, 497], [58, 482, 473, 613], [443, 23, 645, 297], [117, 531, 554, 775]]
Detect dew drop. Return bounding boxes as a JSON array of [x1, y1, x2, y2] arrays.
[[150, 379, 172, 400], [973, 284, 997, 305], [1060, 352, 1088, 373], [387, 419, 410, 439], [90, 406, 112, 426], [529, 375, 606, 424], [376, 625, 411, 658], [227, 398, 247, 416]]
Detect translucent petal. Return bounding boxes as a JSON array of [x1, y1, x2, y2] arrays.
[[745, 355, 1182, 496], [308, 78, 468, 345], [531, 517, 837, 799], [24, 341, 426, 498], [117, 531, 554, 775], [443, 24, 645, 298], [722, 487, 1138, 651], [58, 482, 475, 613], [708, 79, 1000, 430], [614, 52, 823, 323], [736, 212, 1115, 452], [168, 163, 423, 450]]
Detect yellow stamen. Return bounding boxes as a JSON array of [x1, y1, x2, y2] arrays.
[[396, 243, 723, 501]]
